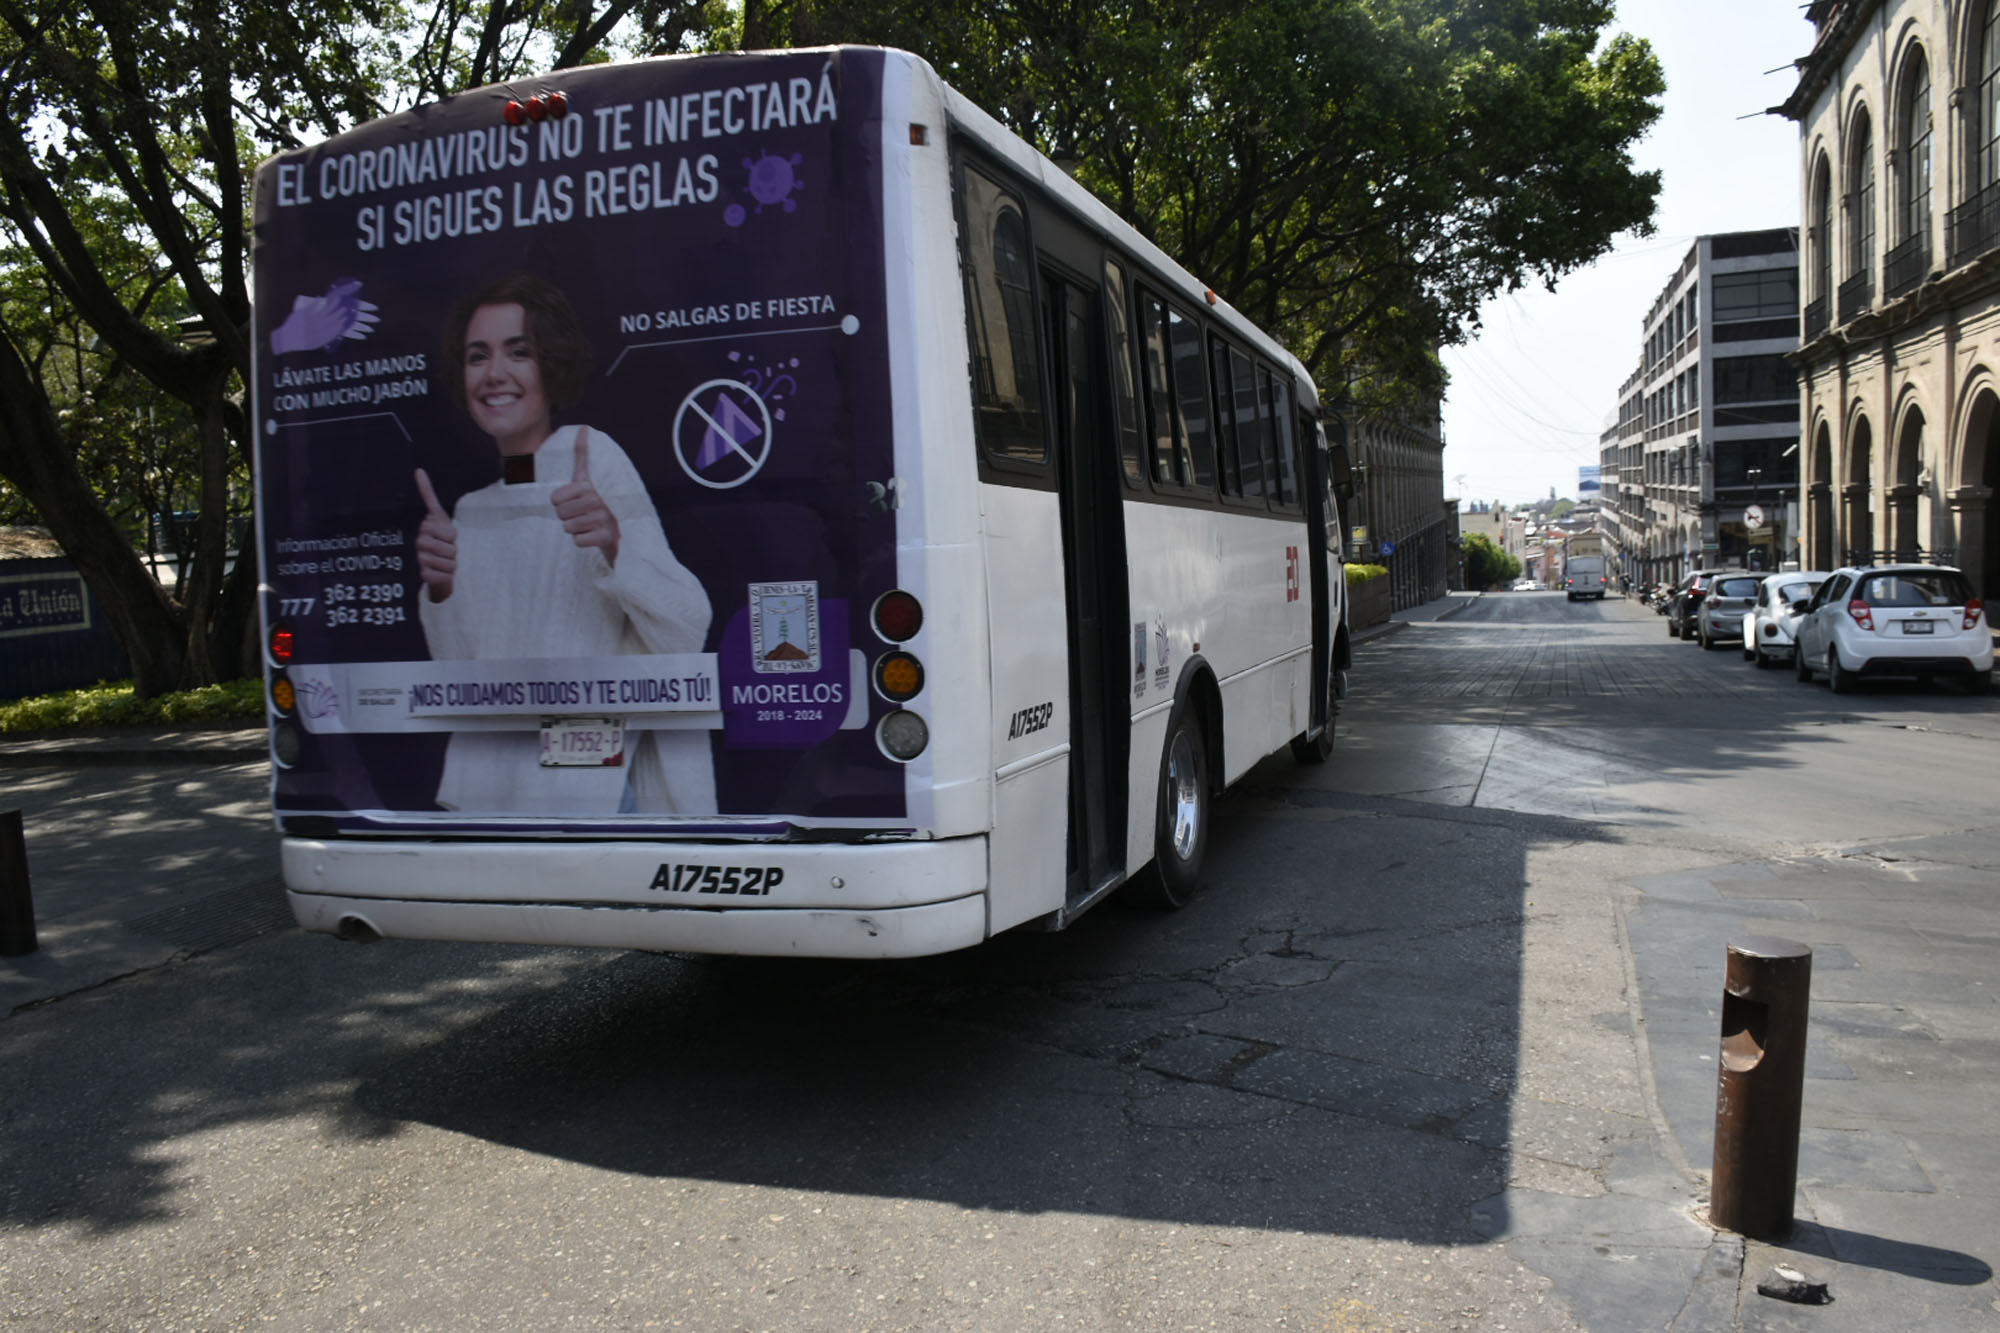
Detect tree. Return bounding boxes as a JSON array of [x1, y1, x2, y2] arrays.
[[0, 0, 725, 695], [1461, 531, 1519, 590], [783, 0, 1664, 405]]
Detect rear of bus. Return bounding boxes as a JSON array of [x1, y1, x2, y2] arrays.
[[253, 49, 991, 957]]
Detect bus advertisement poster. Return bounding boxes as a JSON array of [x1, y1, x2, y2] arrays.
[[252, 49, 904, 823]]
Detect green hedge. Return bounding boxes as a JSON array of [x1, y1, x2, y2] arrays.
[[0, 679, 263, 732], [1345, 563, 1388, 585]]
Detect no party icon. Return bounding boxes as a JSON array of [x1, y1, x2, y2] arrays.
[[674, 378, 774, 489]]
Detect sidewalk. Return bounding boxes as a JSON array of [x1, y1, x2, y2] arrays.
[[1, 727, 277, 1014], [1354, 588, 1481, 643]]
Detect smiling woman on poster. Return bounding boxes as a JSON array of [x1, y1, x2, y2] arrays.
[[413, 271, 715, 814]]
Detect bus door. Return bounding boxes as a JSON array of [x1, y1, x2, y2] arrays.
[[1299, 411, 1337, 736], [1040, 267, 1129, 904]]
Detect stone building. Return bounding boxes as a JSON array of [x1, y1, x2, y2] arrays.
[[1783, 0, 2000, 591], [1341, 399, 1453, 609]]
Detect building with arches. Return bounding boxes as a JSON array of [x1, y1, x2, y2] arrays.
[[1784, 0, 2000, 595]]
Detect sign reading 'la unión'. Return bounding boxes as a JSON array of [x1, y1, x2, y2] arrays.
[[0, 573, 92, 638]]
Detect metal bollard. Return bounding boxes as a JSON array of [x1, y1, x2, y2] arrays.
[[1710, 934, 1812, 1237], [0, 809, 35, 957]]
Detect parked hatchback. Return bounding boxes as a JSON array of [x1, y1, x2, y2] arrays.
[[1794, 563, 1994, 692], [1666, 568, 1750, 641], [1741, 571, 1828, 667], [1695, 573, 1768, 650]]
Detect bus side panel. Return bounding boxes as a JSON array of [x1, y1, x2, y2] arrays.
[[1120, 498, 1217, 870], [981, 482, 1071, 930], [1208, 508, 1311, 783], [882, 56, 990, 839]]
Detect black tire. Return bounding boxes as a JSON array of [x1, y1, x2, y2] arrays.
[[1698, 623, 1713, 650], [1667, 615, 1679, 638], [1966, 671, 1993, 696], [1795, 643, 1814, 683], [1132, 705, 1210, 909], [1828, 647, 1854, 694], [1753, 646, 1771, 669]]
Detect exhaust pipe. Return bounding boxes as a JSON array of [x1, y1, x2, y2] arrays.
[[336, 915, 382, 943]]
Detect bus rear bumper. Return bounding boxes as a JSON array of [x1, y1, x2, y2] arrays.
[[282, 836, 990, 958]]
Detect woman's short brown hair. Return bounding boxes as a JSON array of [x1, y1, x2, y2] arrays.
[[440, 272, 592, 413]]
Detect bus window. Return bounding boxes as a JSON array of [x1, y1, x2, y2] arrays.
[[959, 166, 1047, 466], [1272, 377, 1299, 506], [1102, 258, 1145, 488], [1253, 366, 1283, 502], [1230, 347, 1262, 498], [1167, 307, 1213, 490], [1210, 339, 1242, 496], [1139, 293, 1179, 486]]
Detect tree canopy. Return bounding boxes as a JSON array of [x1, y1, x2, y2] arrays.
[[1460, 531, 1519, 590], [795, 0, 1664, 402], [0, 0, 1662, 692]]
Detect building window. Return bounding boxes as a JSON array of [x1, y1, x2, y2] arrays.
[[1982, 0, 2000, 192], [1888, 52, 1933, 297], [1806, 154, 1833, 337], [1712, 269, 1799, 322], [1713, 355, 1797, 403], [1956, 1, 2000, 267], [1846, 111, 1874, 283]]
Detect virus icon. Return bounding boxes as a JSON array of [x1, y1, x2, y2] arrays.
[[746, 151, 805, 210]]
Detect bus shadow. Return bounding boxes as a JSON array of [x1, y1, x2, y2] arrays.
[[346, 791, 1599, 1243]]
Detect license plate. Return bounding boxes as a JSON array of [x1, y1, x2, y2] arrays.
[[539, 718, 625, 766], [1901, 620, 1935, 635]]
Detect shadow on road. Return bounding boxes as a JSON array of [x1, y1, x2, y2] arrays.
[[1, 778, 1597, 1250]]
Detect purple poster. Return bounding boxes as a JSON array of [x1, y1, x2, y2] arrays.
[[252, 51, 905, 828]]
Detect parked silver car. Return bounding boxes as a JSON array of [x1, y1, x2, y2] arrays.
[[1694, 573, 1767, 650], [1741, 571, 1828, 667]]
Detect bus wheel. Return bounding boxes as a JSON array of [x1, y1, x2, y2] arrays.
[[1134, 706, 1210, 909]]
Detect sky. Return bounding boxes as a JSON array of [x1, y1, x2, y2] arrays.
[[1437, 0, 1818, 510]]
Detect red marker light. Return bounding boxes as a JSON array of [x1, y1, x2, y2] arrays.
[[547, 90, 569, 117], [269, 624, 295, 663], [525, 95, 547, 122], [503, 100, 526, 126], [871, 589, 923, 642]]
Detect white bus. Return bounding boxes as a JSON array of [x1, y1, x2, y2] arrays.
[[252, 46, 1353, 958]]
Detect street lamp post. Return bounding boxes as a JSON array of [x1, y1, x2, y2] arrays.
[[1746, 466, 1765, 570]]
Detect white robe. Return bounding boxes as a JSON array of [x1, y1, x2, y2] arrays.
[[418, 426, 716, 814]]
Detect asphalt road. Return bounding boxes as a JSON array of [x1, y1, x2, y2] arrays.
[[2, 591, 1996, 1330]]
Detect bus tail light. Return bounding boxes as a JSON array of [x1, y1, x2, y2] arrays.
[[874, 651, 924, 702], [1965, 598, 1985, 630], [1847, 599, 1874, 631], [872, 589, 923, 642], [271, 721, 302, 769], [877, 710, 928, 761]]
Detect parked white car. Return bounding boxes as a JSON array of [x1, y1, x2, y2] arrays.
[[1794, 563, 1994, 693], [1741, 571, 1828, 667]]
